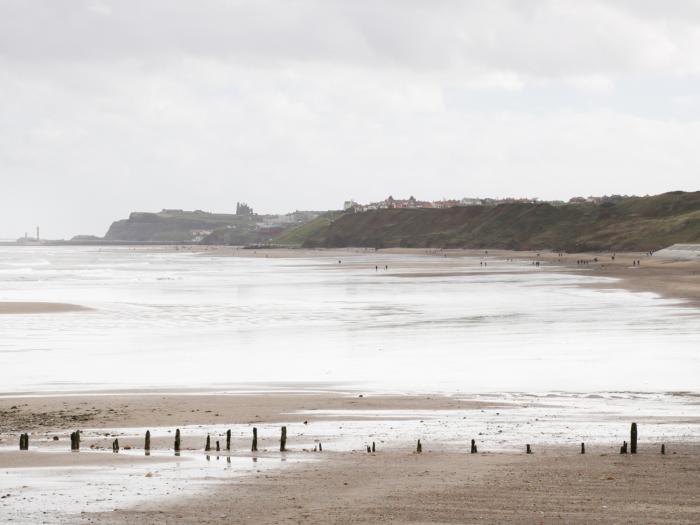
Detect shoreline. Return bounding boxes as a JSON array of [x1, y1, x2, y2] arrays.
[[2, 246, 699, 522], [183, 245, 700, 307], [3, 389, 700, 522]]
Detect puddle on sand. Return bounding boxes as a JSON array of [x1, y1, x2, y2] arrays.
[[0, 449, 300, 524], [291, 392, 700, 452]]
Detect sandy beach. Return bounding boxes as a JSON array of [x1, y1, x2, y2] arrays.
[[0, 302, 89, 314], [2, 389, 700, 523], [90, 446, 700, 524], [1, 247, 699, 523]]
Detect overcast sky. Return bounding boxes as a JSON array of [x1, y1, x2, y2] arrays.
[[2, 1, 700, 238]]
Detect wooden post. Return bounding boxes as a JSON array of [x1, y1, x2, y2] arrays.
[[526, 444, 532, 454], [19, 433, 29, 450], [113, 438, 119, 453], [620, 441, 627, 454], [661, 444, 666, 455], [226, 429, 231, 451], [372, 441, 376, 453], [416, 439, 422, 453], [216, 440, 220, 452], [280, 426, 287, 452], [145, 430, 151, 454], [630, 423, 637, 454], [174, 429, 181, 454], [70, 430, 80, 451], [205, 434, 211, 452], [252, 427, 258, 452], [318, 442, 322, 452], [471, 439, 477, 454], [581, 443, 585, 454], [366, 445, 371, 453]]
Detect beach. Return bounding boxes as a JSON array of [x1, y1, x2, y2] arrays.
[[93, 446, 700, 524], [1, 246, 699, 523], [2, 389, 700, 523]]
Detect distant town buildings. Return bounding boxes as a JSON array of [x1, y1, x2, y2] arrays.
[[343, 195, 541, 213], [568, 194, 629, 204], [344, 194, 633, 213]]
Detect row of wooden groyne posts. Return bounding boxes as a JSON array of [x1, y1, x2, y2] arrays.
[[17, 422, 666, 456]]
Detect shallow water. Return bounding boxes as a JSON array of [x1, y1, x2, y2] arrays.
[[0, 246, 698, 393], [0, 448, 296, 524]]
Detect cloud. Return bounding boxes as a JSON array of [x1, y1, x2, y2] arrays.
[[0, 1, 699, 238]]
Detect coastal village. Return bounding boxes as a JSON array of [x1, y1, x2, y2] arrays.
[[343, 194, 627, 213]]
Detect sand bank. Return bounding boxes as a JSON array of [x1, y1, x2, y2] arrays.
[[0, 391, 503, 432], [0, 302, 89, 314]]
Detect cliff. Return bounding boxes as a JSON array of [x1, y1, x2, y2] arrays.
[[300, 191, 700, 252]]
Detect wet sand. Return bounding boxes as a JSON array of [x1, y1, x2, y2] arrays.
[[0, 302, 89, 314], [89, 446, 700, 524], [2, 390, 700, 523], [0, 390, 500, 433]]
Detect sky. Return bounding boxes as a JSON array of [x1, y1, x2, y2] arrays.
[[2, 1, 700, 238]]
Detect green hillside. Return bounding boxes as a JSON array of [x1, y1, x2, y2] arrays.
[[272, 211, 344, 246], [301, 192, 700, 251]]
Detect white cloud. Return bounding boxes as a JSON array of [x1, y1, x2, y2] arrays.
[[0, 1, 699, 238]]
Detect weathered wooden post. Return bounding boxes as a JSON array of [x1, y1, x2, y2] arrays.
[[19, 433, 29, 450], [318, 442, 322, 452], [70, 430, 81, 451], [205, 434, 211, 452], [372, 441, 376, 453], [145, 430, 151, 455], [174, 429, 181, 454], [113, 439, 119, 453], [366, 445, 371, 453], [620, 441, 627, 454], [416, 439, 422, 453], [581, 443, 585, 454], [280, 426, 287, 452], [470, 439, 477, 454], [630, 423, 637, 454], [526, 444, 532, 454], [252, 427, 258, 452], [226, 429, 231, 451], [216, 440, 220, 452], [661, 444, 666, 455]]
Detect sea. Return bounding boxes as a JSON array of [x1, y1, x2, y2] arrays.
[[0, 246, 697, 394]]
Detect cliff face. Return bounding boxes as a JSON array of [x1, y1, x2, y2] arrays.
[[301, 192, 700, 252], [104, 210, 248, 242]]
